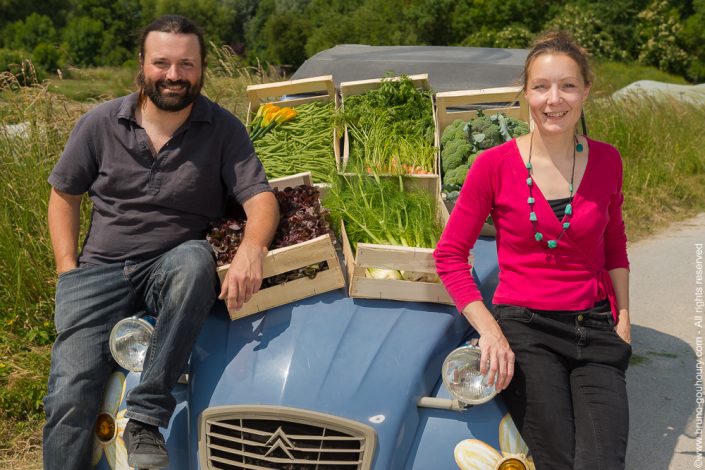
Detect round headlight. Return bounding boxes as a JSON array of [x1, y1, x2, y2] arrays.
[[497, 457, 529, 470], [442, 344, 497, 405], [109, 316, 155, 372]]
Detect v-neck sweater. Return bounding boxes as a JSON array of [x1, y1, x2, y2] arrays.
[[434, 137, 629, 314]]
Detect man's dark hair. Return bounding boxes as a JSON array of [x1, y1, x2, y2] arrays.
[[139, 15, 207, 68]]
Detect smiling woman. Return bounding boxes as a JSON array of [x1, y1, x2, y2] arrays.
[[434, 30, 633, 470]]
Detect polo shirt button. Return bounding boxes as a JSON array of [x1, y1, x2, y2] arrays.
[[577, 314, 584, 321]]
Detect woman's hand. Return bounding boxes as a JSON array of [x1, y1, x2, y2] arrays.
[[615, 309, 631, 344], [462, 301, 515, 391]]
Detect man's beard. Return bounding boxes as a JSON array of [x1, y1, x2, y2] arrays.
[[138, 72, 202, 112]]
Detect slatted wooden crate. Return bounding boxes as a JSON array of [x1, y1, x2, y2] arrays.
[[435, 86, 530, 236], [338, 74, 437, 175], [217, 172, 345, 320], [337, 174, 457, 305], [434, 86, 529, 139], [245, 75, 342, 175]]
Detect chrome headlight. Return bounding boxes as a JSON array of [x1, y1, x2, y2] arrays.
[[109, 316, 155, 372], [442, 344, 497, 405]]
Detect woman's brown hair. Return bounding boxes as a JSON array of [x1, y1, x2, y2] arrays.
[[521, 31, 593, 91]]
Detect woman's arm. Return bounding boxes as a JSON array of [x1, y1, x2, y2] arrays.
[[434, 149, 514, 390], [609, 267, 630, 343]]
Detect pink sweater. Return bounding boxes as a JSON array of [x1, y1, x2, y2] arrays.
[[434, 138, 629, 314]]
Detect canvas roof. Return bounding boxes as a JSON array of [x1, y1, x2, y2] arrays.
[[291, 44, 528, 92]]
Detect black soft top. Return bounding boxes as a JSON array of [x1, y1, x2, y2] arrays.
[[291, 44, 528, 92]]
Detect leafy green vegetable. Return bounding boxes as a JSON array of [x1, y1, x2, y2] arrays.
[[253, 101, 336, 183], [337, 75, 435, 174], [324, 174, 442, 251], [440, 111, 529, 189], [443, 164, 470, 186]]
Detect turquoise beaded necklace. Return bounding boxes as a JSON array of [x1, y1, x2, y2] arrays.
[[525, 132, 583, 249]]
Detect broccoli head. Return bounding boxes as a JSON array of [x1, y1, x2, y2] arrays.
[[440, 119, 467, 147], [510, 119, 530, 137], [468, 115, 502, 150], [441, 141, 472, 173], [443, 164, 470, 187]]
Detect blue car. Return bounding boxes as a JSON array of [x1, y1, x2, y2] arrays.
[[92, 236, 536, 470], [92, 46, 536, 470]]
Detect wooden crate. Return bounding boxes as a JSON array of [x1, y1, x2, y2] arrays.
[[338, 74, 436, 174], [216, 172, 345, 320], [434, 86, 529, 140], [338, 174, 455, 305], [435, 86, 530, 237], [245, 75, 342, 168]]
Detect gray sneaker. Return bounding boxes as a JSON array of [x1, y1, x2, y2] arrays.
[[123, 420, 170, 468]]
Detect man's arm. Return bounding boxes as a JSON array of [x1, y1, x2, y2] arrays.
[[48, 187, 83, 274], [219, 191, 279, 311]]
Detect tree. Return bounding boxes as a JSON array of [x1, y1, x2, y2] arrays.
[[2, 13, 58, 51], [679, 0, 705, 81], [264, 11, 310, 67], [546, 3, 628, 61], [145, 0, 240, 46], [636, 0, 689, 74], [62, 16, 103, 66]]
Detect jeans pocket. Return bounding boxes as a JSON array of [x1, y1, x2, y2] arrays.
[[57, 264, 96, 283], [493, 305, 534, 324], [581, 309, 615, 331]]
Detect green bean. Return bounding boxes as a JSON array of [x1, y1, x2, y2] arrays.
[[254, 101, 337, 183]]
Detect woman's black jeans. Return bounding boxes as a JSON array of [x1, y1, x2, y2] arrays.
[[494, 301, 632, 470]]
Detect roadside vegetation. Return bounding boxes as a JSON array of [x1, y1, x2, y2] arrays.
[[1, 51, 703, 466]]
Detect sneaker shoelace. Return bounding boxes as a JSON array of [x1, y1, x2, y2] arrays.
[[129, 427, 166, 450]]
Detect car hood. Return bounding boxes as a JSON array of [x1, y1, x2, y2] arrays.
[[189, 238, 498, 468], [189, 292, 469, 468]]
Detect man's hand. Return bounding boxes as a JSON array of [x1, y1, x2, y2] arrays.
[[219, 242, 267, 311], [218, 190, 279, 312]]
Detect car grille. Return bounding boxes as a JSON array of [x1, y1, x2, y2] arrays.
[[199, 405, 376, 469]]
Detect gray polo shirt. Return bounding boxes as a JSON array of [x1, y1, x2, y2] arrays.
[[49, 92, 271, 265]]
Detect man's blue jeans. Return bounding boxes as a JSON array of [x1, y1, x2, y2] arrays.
[[42, 240, 219, 469]]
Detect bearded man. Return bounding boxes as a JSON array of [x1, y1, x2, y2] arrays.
[[42, 15, 279, 469]]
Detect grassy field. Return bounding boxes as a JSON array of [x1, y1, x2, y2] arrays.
[[0, 57, 703, 466]]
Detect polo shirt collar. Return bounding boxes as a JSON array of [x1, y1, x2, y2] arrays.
[[116, 92, 213, 125]]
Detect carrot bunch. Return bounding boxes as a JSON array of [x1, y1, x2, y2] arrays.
[[364, 157, 434, 175]]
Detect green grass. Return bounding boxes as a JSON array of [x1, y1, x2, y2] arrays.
[[47, 66, 136, 102], [0, 83, 83, 460], [587, 95, 705, 239], [591, 61, 689, 97]]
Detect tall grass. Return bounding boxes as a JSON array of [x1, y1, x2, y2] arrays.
[[47, 66, 136, 102], [0, 75, 88, 459], [202, 43, 283, 120], [591, 61, 689, 98], [587, 95, 705, 238]]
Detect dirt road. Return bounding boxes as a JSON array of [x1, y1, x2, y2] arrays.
[[626, 212, 705, 469]]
